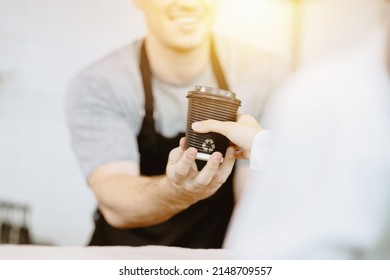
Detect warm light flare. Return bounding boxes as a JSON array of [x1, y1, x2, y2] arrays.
[[214, 0, 294, 59]]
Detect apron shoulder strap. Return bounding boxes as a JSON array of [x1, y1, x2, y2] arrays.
[[210, 36, 230, 91], [140, 40, 154, 121]]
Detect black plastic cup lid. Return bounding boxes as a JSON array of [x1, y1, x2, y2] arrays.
[[195, 85, 237, 99]]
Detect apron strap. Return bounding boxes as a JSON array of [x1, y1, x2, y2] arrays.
[[210, 37, 230, 90], [139, 40, 155, 123]]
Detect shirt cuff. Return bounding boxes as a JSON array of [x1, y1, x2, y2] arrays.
[[249, 129, 272, 172]]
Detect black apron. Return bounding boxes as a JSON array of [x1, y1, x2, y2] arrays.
[[89, 38, 235, 248]]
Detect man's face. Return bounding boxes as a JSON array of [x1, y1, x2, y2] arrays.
[[134, 0, 219, 51]]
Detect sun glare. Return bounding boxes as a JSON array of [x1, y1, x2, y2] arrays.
[[214, 0, 294, 59]]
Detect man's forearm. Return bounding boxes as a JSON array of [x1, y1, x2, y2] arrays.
[[90, 174, 197, 228]]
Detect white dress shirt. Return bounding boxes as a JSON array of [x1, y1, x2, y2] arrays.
[[224, 26, 390, 259]]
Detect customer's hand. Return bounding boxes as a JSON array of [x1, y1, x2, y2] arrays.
[[165, 137, 236, 202], [191, 114, 261, 160]]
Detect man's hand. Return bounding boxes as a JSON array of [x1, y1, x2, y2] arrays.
[[165, 137, 236, 202], [88, 137, 236, 228]]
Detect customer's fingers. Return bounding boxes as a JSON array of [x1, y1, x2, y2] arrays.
[[237, 114, 260, 126], [192, 119, 235, 136]]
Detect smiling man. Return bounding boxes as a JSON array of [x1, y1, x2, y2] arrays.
[[66, 0, 289, 248]]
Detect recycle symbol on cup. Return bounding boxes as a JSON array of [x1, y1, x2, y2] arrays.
[[202, 139, 216, 153]]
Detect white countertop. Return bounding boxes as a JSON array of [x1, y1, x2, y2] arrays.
[[0, 245, 232, 260]]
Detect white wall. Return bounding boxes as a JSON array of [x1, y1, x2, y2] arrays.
[[0, 0, 146, 245], [0, 0, 384, 245]]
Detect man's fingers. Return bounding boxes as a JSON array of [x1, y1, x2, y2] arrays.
[[193, 147, 235, 194], [179, 137, 187, 151], [167, 146, 185, 166], [195, 152, 223, 186], [210, 146, 235, 187], [172, 147, 197, 181]]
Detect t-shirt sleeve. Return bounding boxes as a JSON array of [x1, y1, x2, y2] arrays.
[[66, 75, 139, 179]]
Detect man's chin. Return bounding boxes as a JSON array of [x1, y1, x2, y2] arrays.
[[170, 43, 201, 53], [166, 36, 209, 53]]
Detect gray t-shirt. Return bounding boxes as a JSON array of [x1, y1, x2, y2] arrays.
[[66, 37, 289, 178]]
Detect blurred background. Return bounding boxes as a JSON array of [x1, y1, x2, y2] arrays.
[[0, 0, 384, 245]]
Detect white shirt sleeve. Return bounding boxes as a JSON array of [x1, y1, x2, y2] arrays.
[[249, 130, 273, 172], [224, 32, 390, 259]]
